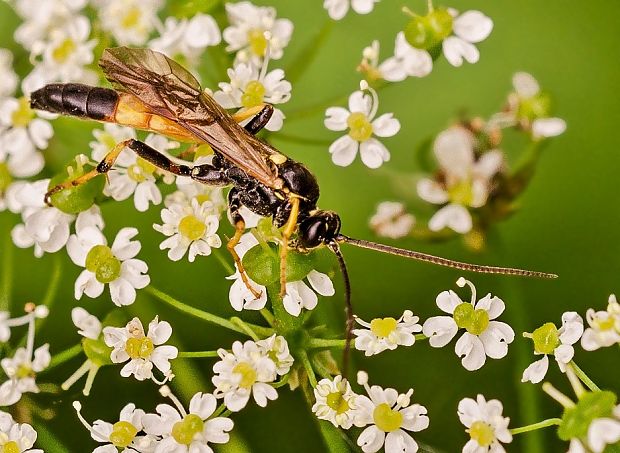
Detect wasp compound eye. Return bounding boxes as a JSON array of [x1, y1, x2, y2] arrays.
[[299, 211, 341, 248]]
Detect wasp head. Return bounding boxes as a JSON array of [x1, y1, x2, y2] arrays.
[[298, 210, 341, 248]]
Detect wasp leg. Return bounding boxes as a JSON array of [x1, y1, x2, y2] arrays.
[[232, 104, 274, 135], [227, 189, 262, 299], [279, 196, 301, 297], [44, 139, 133, 205]]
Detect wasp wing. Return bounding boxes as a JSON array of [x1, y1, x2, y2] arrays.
[[99, 47, 279, 188]]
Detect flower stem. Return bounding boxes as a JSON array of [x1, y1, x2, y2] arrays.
[[308, 338, 346, 349], [542, 382, 576, 408], [212, 248, 234, 275], [272, 374, 290, 388], [230, 317, 260, 341], [299, 349, 317, 387], [0, 232, 13, 311], [260, 308, 275, 326], [509, 418, 562, 435], [415, 333, 428, 341], [569, 361, 600, 392], [46, 344, 82, 371], [177, 351, 220, 358], [146, 286, 274, 337]]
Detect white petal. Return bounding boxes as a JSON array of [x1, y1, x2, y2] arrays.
[[479, 321, 514, 359], [442, 37, 480, 67], [588, 418, 620, 453], [329, 135, 359, 167], [453, 11, 494, 43], [455, 333, 486, 371], [324, 107, 350, 131], [422, 316, 458, 347], [306, 270, 335, 296], [532, 118, 566, 139], [371, 113, 400, 138], [512, 72, 540, 97], [428, 204, 473, 234], [348, 91, 372, 116], [359, 139, 390, 169], [433, 127, 474, 177], [417, 179, 449, 204], [521, 355, 549, 384]]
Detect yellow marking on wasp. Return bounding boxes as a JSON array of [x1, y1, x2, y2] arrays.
[[270, 153, 287, 165], [279, 196, 301, 297], [232, 104, 267, 123]]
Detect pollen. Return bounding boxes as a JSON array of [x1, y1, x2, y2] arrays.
[[347, 112, 373, 142], [270, 153, 287, 165], [85, 245, 122, 284], [52, 38, 76, 63], [247, 29, 268, 57], [232, 362, 257, 389], [11, 97, 35, 128], [468, 421, 495, 447], [326, 391, 350, 415], [178, 215, 207, 241], [373, 403, 403, 433], [124, 336, 154, 359], [1, 441, 20, 453], [109, 421, 138, 448], [370, 317, 398, 339], [241, 81, 266, 108], [171, 414, 204, 445]]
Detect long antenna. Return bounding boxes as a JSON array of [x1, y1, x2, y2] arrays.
[[336, 234, 558, 279], [327, 241, 354, 378]]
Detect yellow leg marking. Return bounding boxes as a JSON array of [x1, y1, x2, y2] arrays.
[[44, 139, 132, 205], [232, 104, 267, 124], [279, 197, 300, 297], [227, 220, 262, 299]]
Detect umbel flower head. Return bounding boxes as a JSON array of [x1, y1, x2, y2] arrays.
[[0, 410, 42, 453], [312, 375, 366, 429], [353, 309, 422, 356], [458, 394, 512, 453], [422, 277, 514, 371], [581, 294, 620, 351]]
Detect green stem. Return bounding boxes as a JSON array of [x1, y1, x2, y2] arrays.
[[570, 361, 600, 392], [46, 344, 82, 372], [0, 232, 13, 311], [213, 248, 234, 275], [415, 333, 427, 341], [146, 286, 273, 337], [230, 317, 260, 341], [178, 351, 220, 358], [272, 374, 290, 388], [41, 255, 62, 307], [212, 403, 227, 418], [299, 349, 317, 387], [308, 338, 346, 349], [260, 308, 275, 326], [509, 418, 562, 435]]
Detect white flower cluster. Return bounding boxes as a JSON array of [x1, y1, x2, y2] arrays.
[[313, 371, 430, 453], [0, 410, 42, 453]]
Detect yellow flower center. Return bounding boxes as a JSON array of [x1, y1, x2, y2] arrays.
[[241, 81, 266, 108], [52, 38, 76, 63], [373, 403, 403, 433], [453, 303, 490, 336], [532, 322, 560, 355], [326, 391, 350, 415], [1, 441, 20, 453], [124, 337, 154, 359], [247, 29, 268, 57], [0, 163, 12, 193], [171, 414, 204, 445], [178, 215, 207, 241], [370, 317, 398, 339], [11, 97, 35, 128], [232, 362, 257, 389], [15, 364, 33, 379], [109, 421, 138, 448], [85, 245, 122, 284], [347, 112, 373, 142], [127, 157, 156, 183], [122, 7, 141, 29], [469, 421, 495, 447], [448, 180, 474, 206], [594, 315, 615, 331]]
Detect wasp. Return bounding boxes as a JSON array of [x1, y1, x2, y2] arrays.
[[30, 47, 556, 364]]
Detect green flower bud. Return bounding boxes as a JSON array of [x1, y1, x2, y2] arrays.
[[82, 338, 113, 367], [558, 391, 617, 441], [48, 160, 105, 214]]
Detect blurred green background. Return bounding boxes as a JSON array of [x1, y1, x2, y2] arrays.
[[0, 0, 619, 451]]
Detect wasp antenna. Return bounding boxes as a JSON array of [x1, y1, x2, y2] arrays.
[[336, 235, 558, 279], [327, 241, 354, 378]]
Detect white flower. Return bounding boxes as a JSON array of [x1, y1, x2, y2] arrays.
[[67, 226, 150, 306], [73, 401, 154, 453], [359, 33, 432, 82], [0, 147, 44, 212], [581, 294, 620, 351], [226, 232, 269, 311], [223, 1, 293, 63], [521, 312, 584, 384], [256, 334, 294, 376], [154, 197, 222, 262], [508, 72, 567, 139], [283, 270, 335, 317], [212, 339, 278, 412], [355, 372, 430, 453], [0, 49, 18, 98], [422, 278, 514, 371], [71, 307, 103, 340], [171, 176, 227, 217], [0, 344, 50, 406], [369, 201, 415, 239], [143, 387, 233, 452], [0, 411, 42, 453], [417, 126, 503, 234], [23, 16, 97, 93], [103, 316, 178, 383], [149, 14, 221, 65], [97, 0, 163, 46], [325, 81, 400, 169], [458, 394, 512, 453], [0, 97, 53, 156], [213, 60, 291, 131], [353, 310, 422, 356], [13, 0, 88, 51], [312, 375, 365, 429], [324, 0, 380, 20], [442, 10, 494, 67]]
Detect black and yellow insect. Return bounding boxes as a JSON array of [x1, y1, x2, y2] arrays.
[[30, 47, 556, 363]]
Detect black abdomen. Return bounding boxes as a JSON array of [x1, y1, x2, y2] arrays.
[[30, 83, 119, 120]]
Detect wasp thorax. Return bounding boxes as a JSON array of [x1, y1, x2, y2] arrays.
[[299, 210, 341, 249]]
